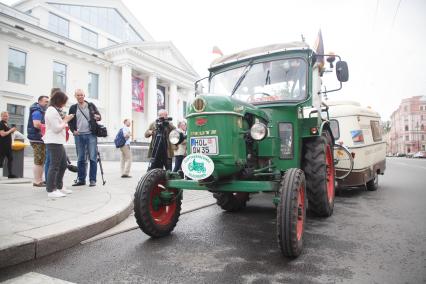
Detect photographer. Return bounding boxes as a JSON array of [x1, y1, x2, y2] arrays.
[[144, 109, 175, 171]]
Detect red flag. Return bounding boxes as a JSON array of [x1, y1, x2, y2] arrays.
[[314, 29, 324, 66], [212, 46, 223, 56]]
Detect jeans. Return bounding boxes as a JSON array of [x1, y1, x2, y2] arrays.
[[75, 134, 97, 183], [44, 147, 50, 181], [46, 144, 67, 192], [173, 155, 185, 172]]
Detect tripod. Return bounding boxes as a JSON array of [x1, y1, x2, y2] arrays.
[[147, 125, 171, 171]]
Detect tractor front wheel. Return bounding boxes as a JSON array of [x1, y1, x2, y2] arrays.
[[134, 169, 182, 238], [277, 168, 306, 258], [213, 192, 249, 212]]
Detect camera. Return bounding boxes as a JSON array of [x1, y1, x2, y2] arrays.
[[155, 117, 173, 130]]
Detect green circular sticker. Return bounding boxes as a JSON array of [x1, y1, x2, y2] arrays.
[[182, 153, 214, 181]]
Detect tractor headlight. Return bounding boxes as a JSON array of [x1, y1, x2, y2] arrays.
[[169, 130, 181, 145], [250, 123, 267, 141]]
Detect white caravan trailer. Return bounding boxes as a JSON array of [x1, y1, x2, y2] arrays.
[[327, 101, 386, 190]]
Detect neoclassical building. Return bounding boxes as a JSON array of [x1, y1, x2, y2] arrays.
[[0, 0, 198, 142]]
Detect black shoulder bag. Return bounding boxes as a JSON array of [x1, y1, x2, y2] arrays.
[[78, 104, 108, 137]]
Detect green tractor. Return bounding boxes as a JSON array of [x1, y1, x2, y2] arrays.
[[134, 42, 349, 258]]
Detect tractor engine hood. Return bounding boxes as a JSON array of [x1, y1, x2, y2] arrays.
[[187, 94, 269, 122]]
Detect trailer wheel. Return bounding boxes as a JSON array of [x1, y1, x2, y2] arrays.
[[303, 132, 335, 217], [366, 172, 379, 191], [213, 192, 249, 212], [134, 169, 182, 238], [277, 168, 306, 258]]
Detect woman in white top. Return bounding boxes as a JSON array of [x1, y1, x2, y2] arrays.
[[43, 91, 74, 198]]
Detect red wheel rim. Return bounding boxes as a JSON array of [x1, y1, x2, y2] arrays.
[[325, 144, 335, 204], [296, 184, 305, 241], [148, 181, 177, 226]]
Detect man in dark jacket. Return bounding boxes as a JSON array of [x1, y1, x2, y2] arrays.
[[68, 89, 101, 187], [27, 95, 49, 187], [144, 109, 175, 171]]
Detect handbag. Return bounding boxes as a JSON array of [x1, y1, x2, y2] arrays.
[[78, 104, 108, 137]]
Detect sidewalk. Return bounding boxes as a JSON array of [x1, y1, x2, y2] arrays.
[[0, 157, 216, 269]]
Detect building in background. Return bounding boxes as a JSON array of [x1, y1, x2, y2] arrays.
[[0, 0, 198, 142], [389, 96, 426, 154]]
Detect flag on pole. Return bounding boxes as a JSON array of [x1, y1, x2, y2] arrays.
[[212, 46, 223, 56], [314, 29, 324, 67]]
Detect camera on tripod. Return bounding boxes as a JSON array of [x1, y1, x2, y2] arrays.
[[155, 117, 173, 131]]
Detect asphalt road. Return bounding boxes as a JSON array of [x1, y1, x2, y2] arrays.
[[1, 158, 426, 284]]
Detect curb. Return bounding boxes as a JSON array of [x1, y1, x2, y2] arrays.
[[0, 200, 133, 269]]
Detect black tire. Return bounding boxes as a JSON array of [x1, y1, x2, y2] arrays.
[[277, 168, 306, 258], [213, 192, 249, 212], [366, 171, 379, 191], [134, 169, 182, 238], [303, 132, 335, 217]]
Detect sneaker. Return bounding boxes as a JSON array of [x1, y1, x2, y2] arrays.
[[72, 181, 86, 186], [48, 190, 66, 198], [60, 187, 73, 194], [121, 175, 131, 178], [33, 182, 46, 187], [89, 181, 96, 187]]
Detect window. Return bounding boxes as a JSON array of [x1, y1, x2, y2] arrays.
[[370, 121, 382, 142], [81, 27, 98, 48], [48, 13, 69, 37], [405, 125, 409, 131], [6, 104, 25, 133], [53, 62, 67, 91], [404, 106, 408, 112], [88, 72, 99, 99], [405, 135, 409, 141], [8, 48, 26, 84], [422, 124, 425, 131], [49, 4, 143, 42], [422, 135, 425, 141]]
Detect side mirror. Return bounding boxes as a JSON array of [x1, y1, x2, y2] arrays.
[[336, 61, 349, 82], [194, 76, 209, 96]]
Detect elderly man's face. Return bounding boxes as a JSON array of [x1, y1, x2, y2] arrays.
[[159, 111, 168, 119], [1, 112, 9, 121], [75, 91, 85, 103]]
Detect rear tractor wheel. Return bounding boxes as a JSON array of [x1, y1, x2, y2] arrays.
[[134, 169, 182, 238], [277, 168, 306, 258], [303, 132, 335, 217], [213, 192, 249, 212]]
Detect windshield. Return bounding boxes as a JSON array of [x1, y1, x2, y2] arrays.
[[209, 58, 307, 104]]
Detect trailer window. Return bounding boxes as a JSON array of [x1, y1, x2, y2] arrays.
[[329, 119, 340, 140], [370, 120, 382, 142]]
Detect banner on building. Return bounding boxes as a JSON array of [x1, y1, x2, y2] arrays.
[[157, 85, 166, 112], [132, 76, 144, 112]]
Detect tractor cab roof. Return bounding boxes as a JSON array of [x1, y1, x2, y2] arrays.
[[210, 42, 311, 69]]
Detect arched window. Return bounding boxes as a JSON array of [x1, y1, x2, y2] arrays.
[[405, 125, 409, 131]]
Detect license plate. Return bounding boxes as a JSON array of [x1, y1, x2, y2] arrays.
[[190, 136, 218, 155]]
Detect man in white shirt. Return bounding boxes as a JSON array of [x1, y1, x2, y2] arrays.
[[120, 119, 132, 178]]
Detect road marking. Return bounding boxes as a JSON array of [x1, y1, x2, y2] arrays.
[[2, 272, 75, 284]]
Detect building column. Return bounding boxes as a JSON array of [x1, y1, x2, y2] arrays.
[[120, 65, 132, 121], [147, 73, 158, 125], [169, 82, 178, 122]]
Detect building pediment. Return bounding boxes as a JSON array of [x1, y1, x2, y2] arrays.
[[104, 41, 199, 79]]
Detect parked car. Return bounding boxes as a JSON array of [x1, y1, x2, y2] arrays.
[[406, 152, 414, 158], [413, 151, 426, 158], [396, 152, 406, 157]]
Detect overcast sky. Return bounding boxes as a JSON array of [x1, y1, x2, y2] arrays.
[[4, 0, 426, 120]]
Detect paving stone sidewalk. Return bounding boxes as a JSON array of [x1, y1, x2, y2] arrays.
[[0, 158, 216, 269]]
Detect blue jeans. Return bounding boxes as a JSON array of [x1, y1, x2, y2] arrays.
[[75, 134, 97, 183]]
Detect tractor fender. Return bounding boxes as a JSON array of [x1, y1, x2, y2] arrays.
[[319, 120, 335, 145]]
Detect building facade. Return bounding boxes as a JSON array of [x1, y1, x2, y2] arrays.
[[0, 0, 198, 142], [389, 96, 426, 154]]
